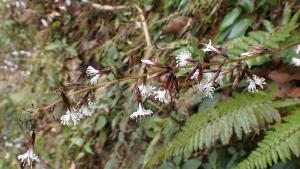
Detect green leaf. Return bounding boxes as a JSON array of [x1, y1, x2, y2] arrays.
[[84, 142, 94, 155], [182, 158, 202, 169], [70, 137, 84, 147], [271, 98, 300, 108], [234, 109, 300, 169], [262, 20, 275, 33], [239, 0, 255, 13], [96, 116, 107, 130], [65, 42, 78, 56], [45, 41, 62, 50], [219, 7, 242, 32], [282, 3, 292, 25], [104, 157, 118, 169], [228, 18, 253, 39]]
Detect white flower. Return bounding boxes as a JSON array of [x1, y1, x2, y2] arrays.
[[17, 148, 40, 166], [295, 45, 300, 54], [138, 84, 156, 97], [86, 66, 100, 85], [130, 103, 153, 119], [191, 69, 199, 80], [205, 72, 224, 86], [197, 82, 215, 98], [176, 50, 192, 67], [61, 108, 83, 125], [292, 57, 300, 66], [154, 89, 170, 103], [202, 40, 218, 53], [86, 66, 99, 76], [80, 100, 97, 116], [89, 74, 100, 85], [247, 75, 266, 93], [141, 59, 156, 66], [40, 19, 48, 27]]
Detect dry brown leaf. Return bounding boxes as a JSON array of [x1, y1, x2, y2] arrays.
[[161, 16, 194, 36], [287, 87, 300, 97], [276, 83, 293, 98], [268, 69, 300, 84]]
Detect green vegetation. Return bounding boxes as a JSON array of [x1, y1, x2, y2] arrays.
[[1, 1, 300, 169]]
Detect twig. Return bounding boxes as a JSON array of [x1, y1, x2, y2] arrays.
[[30, 73, 151, 119], [89, 3, 130, 11], [133, 4, 154, 75]]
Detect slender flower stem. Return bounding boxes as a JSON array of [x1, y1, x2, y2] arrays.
[[31, 41, 300, 119]]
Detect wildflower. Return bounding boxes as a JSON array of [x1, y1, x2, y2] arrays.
[[79, 99, 97, 116], [130, 103, 153, 119], [86, 66, 101, 85], [176, 50, 192, 67], [61, 108, 83, 125], [205, 72, 224, 86], [17, 131, 40, 167], [197, 82, 215, 98], [191, 69, 199, 80], [154, 89, 170, 103], [18, 148, 40, 166], [59, 89, 83, 125], [202, 40, 219, 53], [247, 75, 266, 93], [138, 84, 156, 97], [292, 57, 300, 66], [40, 19, 48, 27]]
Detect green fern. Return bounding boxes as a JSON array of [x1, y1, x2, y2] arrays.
[[234, 109, 300, 169], [146, 92, 299, 167], [222, 9, 300, 66]]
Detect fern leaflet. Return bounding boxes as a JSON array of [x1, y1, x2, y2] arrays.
[[234, 109, 300, 169], [146, 92, 299, 166]]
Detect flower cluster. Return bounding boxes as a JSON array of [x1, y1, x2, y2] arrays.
[[247, 75, 266, 93], [59, 89, 98, 126], [87, 66, 101, 85], [86, 66, 112, 85], [17, 132, 40, 167], [193, 71, 224, 99], [18, 148, 40, 167], [130, 87, 154, 119], [138, 84, 170, 104], [130, 102, 153, 119], [176, 50, 193, 67]]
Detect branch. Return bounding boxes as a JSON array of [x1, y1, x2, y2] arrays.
[[133, 4, 154, 75], [87, 2, 131, 11]]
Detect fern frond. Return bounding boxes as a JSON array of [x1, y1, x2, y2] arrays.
[[222, 9, 300, 66], [234, 109, 300, 169], [146, 92, 299, 167]]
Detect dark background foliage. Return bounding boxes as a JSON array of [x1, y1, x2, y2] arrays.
[[0, 0, 300, 169]]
